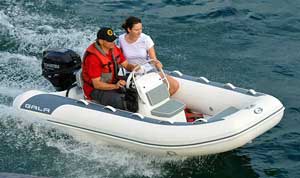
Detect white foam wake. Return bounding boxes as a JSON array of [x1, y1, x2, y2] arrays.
[[0, 10, 14, 28], [0, 2, 190, 178], [0, 104, 185, 178], [0, 52, 50, 91], [1, 5, 94, 56]]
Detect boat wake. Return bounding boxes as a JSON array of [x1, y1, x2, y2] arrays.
[[0, 104, 188, 178], [1, 4, 190, 177]]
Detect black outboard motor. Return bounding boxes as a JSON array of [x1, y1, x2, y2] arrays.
[[42, 49, 82, 91]]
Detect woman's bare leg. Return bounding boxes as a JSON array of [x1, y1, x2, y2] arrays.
[[166, 75, 179, 96]]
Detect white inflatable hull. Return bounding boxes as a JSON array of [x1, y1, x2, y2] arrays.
[[13, 72, 284, 156]]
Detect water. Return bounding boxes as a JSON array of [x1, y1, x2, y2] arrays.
[[0, 0, 299, 177]]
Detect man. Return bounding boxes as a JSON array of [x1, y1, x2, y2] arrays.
[[82, 27, 136, 110]]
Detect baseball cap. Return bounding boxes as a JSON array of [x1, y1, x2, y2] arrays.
[[97, 27, 117, 42]]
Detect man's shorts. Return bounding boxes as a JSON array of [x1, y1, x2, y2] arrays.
[[90, 89, 125, 110]]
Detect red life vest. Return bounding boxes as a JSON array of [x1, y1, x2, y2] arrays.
[[82, 42, 122, 99], [82, 42, 120, 85]]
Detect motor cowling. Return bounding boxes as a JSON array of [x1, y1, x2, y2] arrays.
[[42, 49, 82, 91]]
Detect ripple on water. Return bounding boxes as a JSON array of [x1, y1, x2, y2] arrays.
[[170, 6, 240, 23], [272, 64, 295, 77], [288, 107, 300, 114]]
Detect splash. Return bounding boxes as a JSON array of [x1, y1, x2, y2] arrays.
[[0, 1, 216, 178], [0, 52, 50, 92], [0, 10, 14, 28], [0, 99, 185, 178], [1, 4, 94, 56], [0, 106, 187, 178]]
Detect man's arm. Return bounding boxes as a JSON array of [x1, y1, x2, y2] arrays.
[[91, 77, 125, 90]]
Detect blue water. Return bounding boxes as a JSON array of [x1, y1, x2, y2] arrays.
[[1, 0, 299, 177]]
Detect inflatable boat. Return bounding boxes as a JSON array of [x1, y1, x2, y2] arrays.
[[13, 49, 284, 156]]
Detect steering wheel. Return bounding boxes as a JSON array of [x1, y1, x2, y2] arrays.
[[125, 65, 137, 89], [126, 59, 170, 90]]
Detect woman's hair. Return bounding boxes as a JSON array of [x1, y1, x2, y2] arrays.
[[122, 16, 142, 33]]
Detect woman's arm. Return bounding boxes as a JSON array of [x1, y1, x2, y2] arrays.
[[148, 46, 163, 68], [120, 60, 137, 71]]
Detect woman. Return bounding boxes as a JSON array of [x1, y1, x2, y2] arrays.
[[119, 16, 179, 95]]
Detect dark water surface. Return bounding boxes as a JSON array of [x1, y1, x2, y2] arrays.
[[1, 0, 299, 177]]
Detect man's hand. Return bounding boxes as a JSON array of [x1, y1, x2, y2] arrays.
[[115, 80, 126, 89]]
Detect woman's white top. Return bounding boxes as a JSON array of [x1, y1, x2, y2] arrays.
[[118, 33, 154, 65]]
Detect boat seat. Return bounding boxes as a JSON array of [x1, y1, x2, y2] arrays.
[[145, 83, 185, 118], [151, 99, 185, 118], [146, 83, 169, 106], [208, 106, 239, 123], [74, 68, 88, 99], [75, 69, 84, 88]]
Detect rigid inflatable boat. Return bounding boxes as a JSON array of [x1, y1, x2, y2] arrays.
[[13, 49, 284, 156]]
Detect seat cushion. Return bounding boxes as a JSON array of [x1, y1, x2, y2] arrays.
[[151, 99, 185, 118], [146, 83, 169, 106]]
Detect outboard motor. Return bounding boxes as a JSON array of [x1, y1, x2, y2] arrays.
[[42, 49, 82, 91]]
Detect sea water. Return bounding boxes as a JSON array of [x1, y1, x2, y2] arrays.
[[0, 0, 299, 177]]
